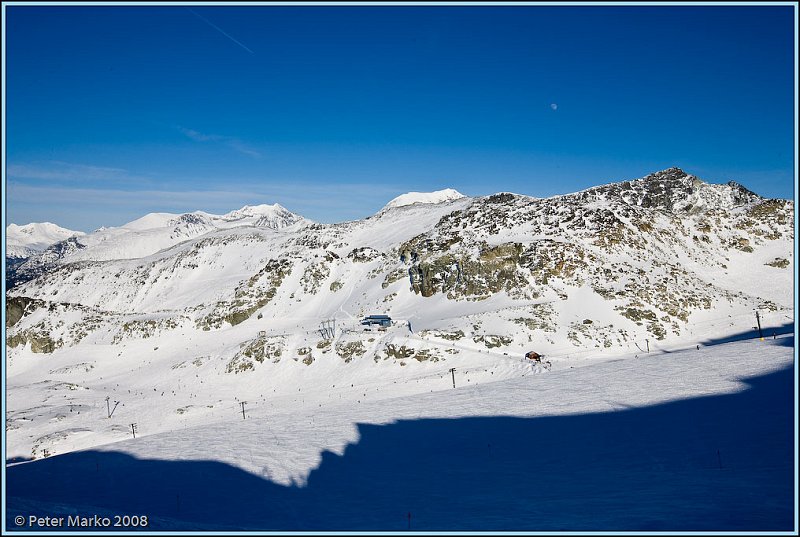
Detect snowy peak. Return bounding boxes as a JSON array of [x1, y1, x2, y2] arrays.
[[166, 212, 217, 230], [222, 203, 287, 220], [119, 204, 306, 233], [222, 204, 306, 229], [121, 212, 182, 231], [580, 167, 763, 212], [383, 189, 466, 210], [6, 222, 85, 259]]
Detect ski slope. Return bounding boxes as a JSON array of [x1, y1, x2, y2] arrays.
[[5, 334, 795, 531]]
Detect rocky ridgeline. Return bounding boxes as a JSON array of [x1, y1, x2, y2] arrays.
[[6, 168, 794, 356], [391, 168, 792, 337], [578, 167, 762, 211]]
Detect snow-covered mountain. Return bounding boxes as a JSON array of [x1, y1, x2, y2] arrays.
[[6, 222, 84, 260], [7, 203, 307, 288], [5, 168, 794, 465], [383, 188, 465, 210], [220, 203, 302, 228]]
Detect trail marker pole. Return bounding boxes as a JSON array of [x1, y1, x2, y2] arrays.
[[130, 423, 137, 439], [755, 310, 763, 340], [108, 400, 120, 418], [241, 401, 247, 420], [449, 368, 456, 389], [646, 339, 650, 353], [106, 396, 111, 418]]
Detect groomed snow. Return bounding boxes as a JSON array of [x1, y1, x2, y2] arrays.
[[6, 335, 795, 531]]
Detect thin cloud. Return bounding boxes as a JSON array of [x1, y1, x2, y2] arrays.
[[177, 126, 263, 159], [6, 161, 156, 185], [187, 7, 254, 55], [8, 183, 265, 212], [8, 179, 403, 228], [177, 127, 223, 143], [226, 140, 263, 159], [8, 162, 129, 181]]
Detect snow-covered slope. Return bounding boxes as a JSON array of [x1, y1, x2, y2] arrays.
[[5, 168, 794, 479], [5, 335, 794, 530], [6, 222, 84, 259]]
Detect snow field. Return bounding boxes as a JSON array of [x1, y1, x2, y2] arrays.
[[6, 334, 795, 531]]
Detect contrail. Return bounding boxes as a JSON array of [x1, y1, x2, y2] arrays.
[[187, 7, 254, 54]]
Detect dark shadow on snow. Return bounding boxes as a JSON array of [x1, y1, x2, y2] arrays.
[[6, 456, 34, 465], [772, 334, 796, 348], [6, 365, 795, 531], [697, 322, 794, 348]]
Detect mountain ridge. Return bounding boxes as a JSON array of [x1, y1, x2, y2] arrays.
[[7, 167, 792, 338], [6, 203, 309, 288], [5, 167, 793, 462]]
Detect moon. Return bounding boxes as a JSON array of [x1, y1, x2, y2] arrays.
[[550, 103, 558, 111]]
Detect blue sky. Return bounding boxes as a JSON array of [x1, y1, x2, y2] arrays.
[[4, 4, 796, 231]]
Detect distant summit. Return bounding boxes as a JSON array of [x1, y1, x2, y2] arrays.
[[383, 189, 465, 210], [6, 222, 85, 260], [6, 203, 308, 288], [223, 203, 289, 220], [222, 203, 306, 229]]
